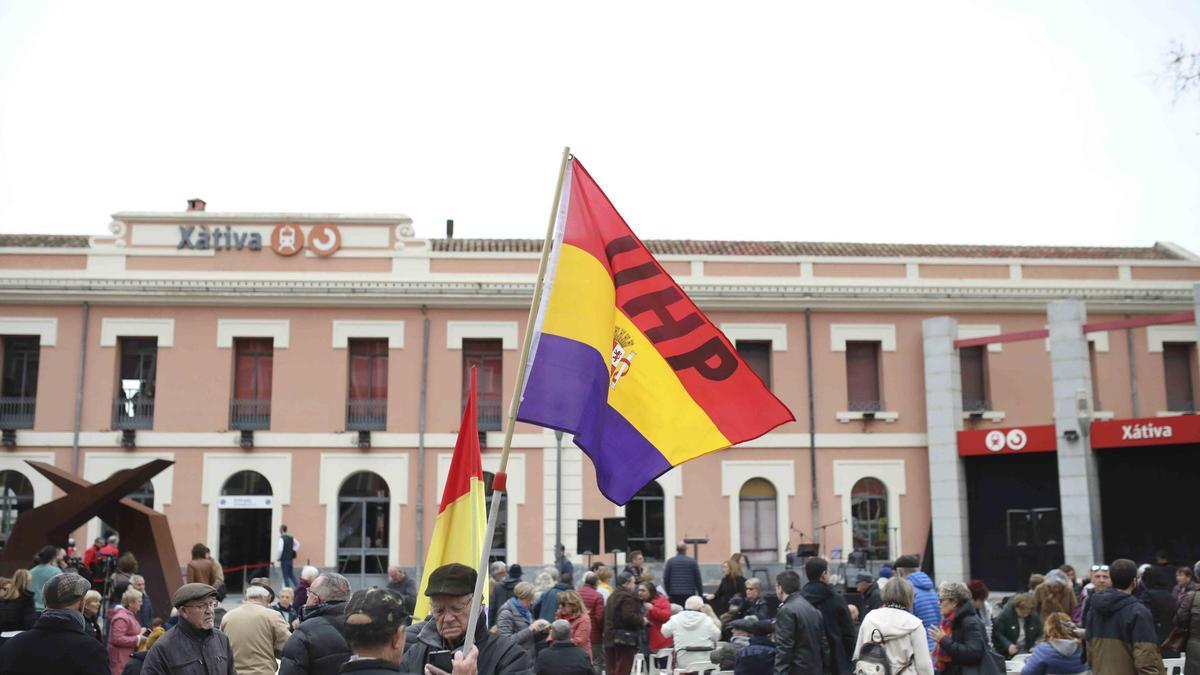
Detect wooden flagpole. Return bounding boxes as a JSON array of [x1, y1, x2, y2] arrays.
[[462, 146, 571, 652]]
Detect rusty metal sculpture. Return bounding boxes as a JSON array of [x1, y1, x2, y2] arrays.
[[0, 460, 181, 620]]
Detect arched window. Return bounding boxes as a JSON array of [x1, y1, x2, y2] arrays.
[[0, 470, 34, 551], [337, 472, 390, 578], [851, 477, 889, 560], [627, 481, 665, 561], [739, 478, 778, 563], [482, 472, 507, 562], [222, 470, 272, 496], [100, 478, 154, 540]]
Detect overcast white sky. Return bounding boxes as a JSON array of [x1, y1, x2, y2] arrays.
[[1, 1, 1199, 251]]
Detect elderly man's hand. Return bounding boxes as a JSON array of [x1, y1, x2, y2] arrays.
[[425, 646, 479, 675], [531, 619, 550, 633]]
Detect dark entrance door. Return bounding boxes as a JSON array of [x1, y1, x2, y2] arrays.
[[965, 453, 1064, 591], [218, 470, 273, 594], [1097, 443, 1200, 565]]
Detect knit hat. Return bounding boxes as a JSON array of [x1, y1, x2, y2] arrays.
[[878, 565, 894, 579], [508, 563, 523, 580]]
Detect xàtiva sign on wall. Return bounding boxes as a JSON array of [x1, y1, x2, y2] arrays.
[[177, 223, 342, 257]]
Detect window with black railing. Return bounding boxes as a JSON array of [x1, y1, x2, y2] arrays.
[[1, 336, 39, 429], [1164, 342, 1196, 413], [463, 339, 503, 432], [112, 337, 157, 430], [846, 340, 883, 412], [960, 345, 990, 413], [347, 339, 387, 431], [231, 338, 273, 430]]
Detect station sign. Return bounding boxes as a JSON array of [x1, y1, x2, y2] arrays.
[[177, 223, 341, 257], [217, 495, 273, 509], [957, 424, 1057, 457], [1090, 414, 1200, 449]]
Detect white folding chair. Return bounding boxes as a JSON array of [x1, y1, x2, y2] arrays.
[[1163, 657, 1185, 675]]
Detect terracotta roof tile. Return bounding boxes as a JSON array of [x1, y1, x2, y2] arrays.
[[432, 238, 1182, 260]]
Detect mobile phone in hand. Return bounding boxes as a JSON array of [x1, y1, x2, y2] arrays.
[[429, 649, 455, 672]]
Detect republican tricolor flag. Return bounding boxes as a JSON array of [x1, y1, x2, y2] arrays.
[[413, 367, 487, 618], [517, 158, 794, 505]]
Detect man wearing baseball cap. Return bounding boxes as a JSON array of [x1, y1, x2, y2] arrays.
[[0, 572, 108, 674], [141, 582, 236, 674], [399, 563, 531, 675]]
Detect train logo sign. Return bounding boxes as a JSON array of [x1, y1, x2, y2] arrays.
[[959, 424, 1054, 457], [984, 428, 1027, 452], [985, 431, 1005, 452]]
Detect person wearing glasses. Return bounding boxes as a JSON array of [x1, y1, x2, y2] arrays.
[[141, 582, 235, 674], [1076, 565, 1112, 629], [280, 572, 353, 675], [928, 582, 989, 675]]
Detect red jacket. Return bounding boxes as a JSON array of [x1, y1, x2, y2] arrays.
[[553, 610, 593, 652], [645, 594, 672, 652], [579, 584, 605, 645]]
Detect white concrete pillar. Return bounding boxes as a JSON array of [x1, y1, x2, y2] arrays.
[[922, 317, 969, 581], [1047, 300, 1104, 571]]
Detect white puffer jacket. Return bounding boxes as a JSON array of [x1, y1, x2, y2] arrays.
[[853, 607, 936, 675]]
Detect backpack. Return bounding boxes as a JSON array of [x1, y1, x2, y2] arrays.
[[853, 629, 914, 675]]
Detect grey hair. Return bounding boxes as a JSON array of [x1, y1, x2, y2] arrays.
[[938, 581, 971, 606], [551, 619, 572, 641], [880, 577, 914, 608], [122, 587, 144, 607], [490, 561, 507, 578], [300, 565, 320, 582], [314, 572, 351, 602], [388, 564, 403, 576], [685, 596, 704, 611], [131, 575, 145, 584], [745, 578, 762, 591], [244, 584, 272, 601], [513, 581, 535, 601]]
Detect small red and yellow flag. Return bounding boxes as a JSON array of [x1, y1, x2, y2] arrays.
[[413, 366, 488, 619]]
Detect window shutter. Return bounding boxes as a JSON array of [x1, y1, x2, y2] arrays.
[[846, 341, 881, 408], [1164, 343, 1195, 412], [736, 341, 772, 389], [959, 346, 986, 410]]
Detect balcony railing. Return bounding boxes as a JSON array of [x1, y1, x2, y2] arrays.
[[230, 398, 271, 430], [0, 396, 35, 429], [112, 398, 154, 430], [1167, 398, 1197, 414], [477, 395, 503, 432], [962, 399, 993, 413], [346, 399, 386, 431], [848, 399, 884, 413]]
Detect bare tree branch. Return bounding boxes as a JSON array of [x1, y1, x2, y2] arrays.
[[1166, 41, 1200, 100]]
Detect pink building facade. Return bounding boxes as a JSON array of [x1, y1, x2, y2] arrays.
[[0, 204, 1198, 591]]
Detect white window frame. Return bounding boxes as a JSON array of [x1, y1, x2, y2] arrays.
[[217, 320, 290, 348], [332, 321, 406, 349], [832, 460, 906, 561], [446, 321, 519, 350], [721, 461, 794, 563], [100, 318, 174, 347], [719, 323, 788, 351], [0, 318, 58, 346], [319, 453, 409, 567], [830, 324, 896, 352]]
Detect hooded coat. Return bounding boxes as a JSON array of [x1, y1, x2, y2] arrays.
[[853, 606, 935, 675], [1019, 638, 1089, 675], [534, 582, 574, 623], [661, 609, 720, 669], [800, 581, 856, 675], [1083, 589, 1163, 675], [906, 572, 941, 650]]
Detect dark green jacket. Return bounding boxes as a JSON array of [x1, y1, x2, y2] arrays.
[[992, 603, 1042, 653]]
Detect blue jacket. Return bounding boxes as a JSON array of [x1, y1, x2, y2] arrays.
[[1019, 639, 1089, 675], [535, 582, 574, 622], [663, 554, 704, 599], [906, 572, 940, 649], [735, 636, 775, 675]]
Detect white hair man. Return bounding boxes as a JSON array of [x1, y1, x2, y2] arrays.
[[221, 581, 290, 675], [295, 564, 321, 612], [661, 595, 721, 670], [387, 564, 417, 614], [281, 572, 353, 674]]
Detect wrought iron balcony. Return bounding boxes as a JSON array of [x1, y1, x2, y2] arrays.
[[346, 399, 386, 431], [230, 398, 271, 430], [112, 398, 154, 430], [848, 399, 884, 413], [476, 395, 503, 432], [0, 396, 35, 429], [962, 399, 993, 413]]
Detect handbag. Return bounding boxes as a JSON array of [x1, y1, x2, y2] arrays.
[[1163, 590, 1195, 654], [612, 628, 640, 647]]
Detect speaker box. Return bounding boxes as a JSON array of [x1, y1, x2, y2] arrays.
[[577, 519, 600, 555], [1006, 509, 1033, 547], [603, 517, 627, 553], [1032, 508, 1061, 547]]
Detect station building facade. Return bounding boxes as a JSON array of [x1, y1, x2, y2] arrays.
[[0, 203, 1198, 591]]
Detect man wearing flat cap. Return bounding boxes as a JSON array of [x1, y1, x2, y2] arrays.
[[141, 582, 236, 674], [729, 616, 775, 675], [400, 563, 532, 675], [0, 572, 108, 675]]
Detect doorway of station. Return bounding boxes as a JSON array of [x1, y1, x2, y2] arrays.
[[1097, 443, 1200, 566], [217, 470, 273, 594], [964, 453, 1063, 591]]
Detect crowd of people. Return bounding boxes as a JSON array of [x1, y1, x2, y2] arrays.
[[0, 532, 1196, 675]]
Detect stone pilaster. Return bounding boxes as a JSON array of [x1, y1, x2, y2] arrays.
[[922, 317, 969, 580]]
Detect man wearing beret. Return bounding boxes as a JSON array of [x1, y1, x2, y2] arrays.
[[400, 563, 533, 675], [141, 582, 236, 675], [0, 572, 109, 675]]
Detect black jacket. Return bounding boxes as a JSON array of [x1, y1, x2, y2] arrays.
[[121, 652, 147, 675], [0, 589, 35, 631], [491, 576, 520, 626], [281, 601, 352, 675], [934, 603, 987, 675], [800, 581, 855, 675], [399, 617, 533, 675], [535, 639, 596, 675], [860, 583, 882, 613], [140, 617, 235, 675], [340, 658, 404, 674], [0, 608, 110, 675], [663, 554, 704, 600], [773, 591, 829, 675], [712, 575, 747, 616]]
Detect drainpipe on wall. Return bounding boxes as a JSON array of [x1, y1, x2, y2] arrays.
[[415, 307, 430, 580], [805, 308, 819, 550], [71, 302, 90, 476], [1125, 314, 1139, 417]]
